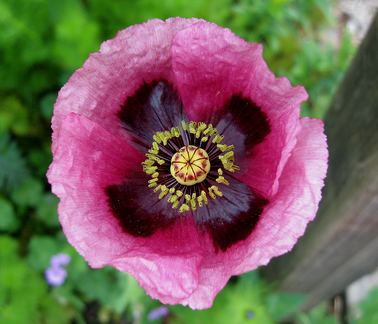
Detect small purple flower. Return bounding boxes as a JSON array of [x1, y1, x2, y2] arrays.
[[147, 306, 169, 321], [45, 253, 70, 287], [51, 253, 71, 267], [45, 266, 67, 286]]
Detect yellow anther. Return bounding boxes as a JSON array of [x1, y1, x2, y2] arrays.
[[148, 182, 158, 188], [179, 204, 190, 213], [168, 194, 178, 203], [212, 135, 224, 144], [201, 190, 208, 204], [159, 186, 169, 199], [208, 187, 216, 199], [148, 178, 158, 184], [142, 159, 155, 166], [197, 195, 203, 207], [164, 130, 171, 139], [169, 187, 175, 194], [217, 144, 234, 152], [218, 168, 223, 175], [223, 151, 234, 160], [190, 197, 197, 211], [152, 142, 159, 151], [176, 190, 183, 197], [153, 134, 161, 144], [155, 132, 164, 143], [208, 128, 218, 136], [172, 200, 179, 209], [161, 131, 171, 145], [211, 185, 223, 197], [216, 176, 230, 186], [181, 120, 188, 131], [144, 166, 157, 174], [219, 151, 237, 171], [203, 124, 214, 135], [196, 122, 207, 138], [145, 154, 164, 165], [185, 194, 191, 203], [153, 185, 162, 193], [189, 121, 197, 134], [171, 127, 180, 137], [201, 136, 208, 142], [151, 172, 159, 178]]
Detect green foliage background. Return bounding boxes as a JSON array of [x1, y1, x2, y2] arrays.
[[0, 0, 372, 323]]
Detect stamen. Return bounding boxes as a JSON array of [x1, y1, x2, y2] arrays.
[[179, 204, 190, 213], [212, 134, 224, 144], [216, 176, 230, 186], [189, 121, 197, 134], [142, 120, 239, 213]]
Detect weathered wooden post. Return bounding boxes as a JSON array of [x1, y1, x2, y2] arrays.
[[263, 12, 378, 311]]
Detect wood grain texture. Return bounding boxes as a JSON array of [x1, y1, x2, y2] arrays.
[[262, 12, 378, 311]]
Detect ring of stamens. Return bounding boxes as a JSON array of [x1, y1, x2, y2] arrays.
[[142, 121, 239, 212]]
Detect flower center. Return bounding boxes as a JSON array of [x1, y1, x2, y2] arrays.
[[170, 146, 210, 186], [142, 121, 239, 212]]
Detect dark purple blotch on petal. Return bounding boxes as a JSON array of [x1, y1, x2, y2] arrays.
[[106, 173, 177, 237], [215, 95, 271, 158], [118, 80, 184, 148], [195, 178, 268, 251]]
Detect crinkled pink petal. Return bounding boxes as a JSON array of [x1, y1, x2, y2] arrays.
[[231, 117, 328, 274], [47, 113, 204, 304], [171, 21, 308, 197], [47, 113, 142, 264], [52, 18, 203, 152], [176, 118, 328, 309]]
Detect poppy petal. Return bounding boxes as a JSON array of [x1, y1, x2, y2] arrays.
[[194, 178, 268, 251], [106, 173, 178, 237], [118, 80, 184, 147], [181, 118, 327, 309], [171, 21, 308, 197], [51, 18, 202, 152], [47, 113, 143, 266], [214, 95, 271, 160]]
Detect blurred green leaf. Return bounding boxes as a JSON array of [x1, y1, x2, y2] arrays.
[[36, 194, 60, 228], [0, 196, 19, 232], [27, 235, 61, 271], [0, 134, 29, 191], [267, 291, 306, 321], [28, 145, 52, 177], [75, 267, 131, 313], [51, 0, 100, 70], [353, 288, 378, 324], [40, 93, 57, 120], [297, 303, 338, 324], [0, 235, 70, 324], [10, 177, 43, 207], [0, 96, 30, 135]]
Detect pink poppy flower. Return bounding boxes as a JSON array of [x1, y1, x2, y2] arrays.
[[47, 18, 328, 309]]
